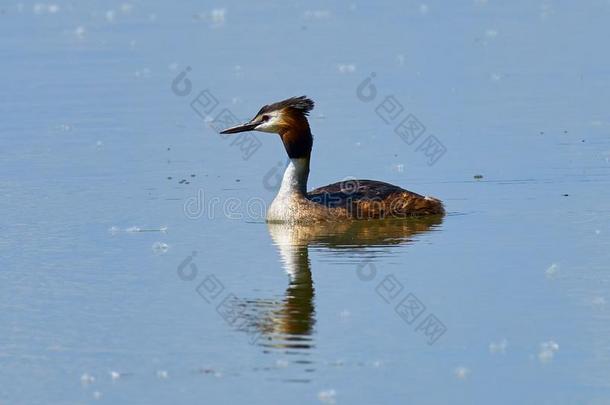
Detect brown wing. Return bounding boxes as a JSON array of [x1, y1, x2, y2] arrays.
[[307, 179, 444, 219]]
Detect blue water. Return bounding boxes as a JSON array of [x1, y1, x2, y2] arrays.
[[1, 1, 610, 404]]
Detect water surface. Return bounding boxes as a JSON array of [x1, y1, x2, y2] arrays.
[[1, 1, 610, 404]]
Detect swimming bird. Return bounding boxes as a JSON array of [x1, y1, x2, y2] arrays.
[[220, 96, 444, 223]]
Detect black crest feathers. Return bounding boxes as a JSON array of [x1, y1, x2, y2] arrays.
[[257, 96, 314, 116]]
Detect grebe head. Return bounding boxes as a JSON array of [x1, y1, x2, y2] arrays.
[[220, 96, 314, 159]]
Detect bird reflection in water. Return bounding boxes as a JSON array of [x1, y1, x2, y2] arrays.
[[236, 216, 443, 382]]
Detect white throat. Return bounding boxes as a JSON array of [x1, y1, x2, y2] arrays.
[[277, 158, 309, 197], [267, 158, 310, 222]]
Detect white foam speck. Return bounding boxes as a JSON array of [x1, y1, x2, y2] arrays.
[[33, 3, 45, 14], [120, 3, 133, 14], [545, 263, 559, 278], [454, 366, 470, 379], [105, 10, 115, 22], [210, 8, 226, 25], [485, 29, 498, 38], [591, 296, 606, 307], [109, 371, 121, 380], [74, 26, 86, 39], [93, 391, 102, 400], [156, 370, 169, 379], [125, 226, 141, 233], [337, 64, 356, 74], [489, 338, 508, 354], [304, 10, 331, 20], [318, 389, 337, 404], [339, 309, 351, 319], [108, 226, 120, 235], [134, 68, 151, 79], [152, 242, 169, 254], [538, 340, 559, 362], [80, 373, 95, 384], [490, 73, 502, 81]]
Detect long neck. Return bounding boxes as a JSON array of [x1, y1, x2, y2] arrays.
[[278, 158, 310, 196], [276, 117, 313, 197]]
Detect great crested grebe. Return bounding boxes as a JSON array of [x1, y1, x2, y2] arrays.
[[220, 96, 444, 223]]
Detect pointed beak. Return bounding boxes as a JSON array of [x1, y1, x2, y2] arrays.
[[219, 121, 259, 134]]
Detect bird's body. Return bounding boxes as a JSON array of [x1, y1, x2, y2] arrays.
[[220, 96, 444, 224]]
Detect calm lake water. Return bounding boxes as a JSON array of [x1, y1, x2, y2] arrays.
[[2, 1, 610, 404]]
